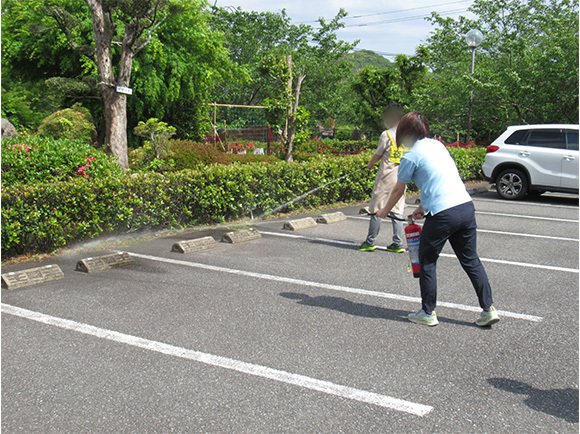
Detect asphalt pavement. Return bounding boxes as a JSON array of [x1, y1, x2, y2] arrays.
[[2, 188, 579, 433]]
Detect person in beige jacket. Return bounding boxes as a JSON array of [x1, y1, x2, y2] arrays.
[[359, 104, 408, 253]]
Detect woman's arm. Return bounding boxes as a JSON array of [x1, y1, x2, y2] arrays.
[[375, 181, 406, 218], [367, 153, 382, 169]]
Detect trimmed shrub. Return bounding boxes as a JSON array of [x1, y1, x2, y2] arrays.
[[129, 140, 279, 172], [1, 154, 375, 257], [37, 103, 96, 142], [446, 146, 486, 181], [1, 136, 123, 185], [1, 147, 484, 257]]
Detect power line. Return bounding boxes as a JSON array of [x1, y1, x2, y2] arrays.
[[296, 0, 472, 24], [342, 8, 468, 28]]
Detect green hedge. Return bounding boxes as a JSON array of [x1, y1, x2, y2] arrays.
[[1, 147, 485, 258], [1, 137, 123, 184], [447, 146, 486, 181], [1, 155, 375, 257]]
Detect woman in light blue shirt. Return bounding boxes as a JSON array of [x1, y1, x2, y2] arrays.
[[377, 112, 499, 327]]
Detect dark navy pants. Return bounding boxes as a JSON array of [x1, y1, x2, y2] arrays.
[[419, 201, 493, 313]]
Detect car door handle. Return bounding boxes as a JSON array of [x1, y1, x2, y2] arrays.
[[563, 155, 575, 161], [519, 151, 530, 157]]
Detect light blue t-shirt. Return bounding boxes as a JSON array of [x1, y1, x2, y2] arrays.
[[397, 138, 472, 216]]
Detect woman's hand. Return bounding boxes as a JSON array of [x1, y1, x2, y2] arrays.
[[412, 205, 425, 220], [375, 207, 388, 219]]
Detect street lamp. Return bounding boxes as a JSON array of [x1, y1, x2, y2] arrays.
[[465, 28, 484, 143]]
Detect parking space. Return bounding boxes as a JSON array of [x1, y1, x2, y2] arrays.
[[2, 190, 578, 432]]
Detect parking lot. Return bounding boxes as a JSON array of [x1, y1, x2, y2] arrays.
[[2, 189, 579, 433]]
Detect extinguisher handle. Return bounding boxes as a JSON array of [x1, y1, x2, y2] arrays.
[[386, 212, 407, 222]]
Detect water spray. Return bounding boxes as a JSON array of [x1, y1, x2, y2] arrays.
[[255, 166, 366, 220]]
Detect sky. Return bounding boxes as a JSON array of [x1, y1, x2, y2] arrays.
[[213, 0, 476, 57]]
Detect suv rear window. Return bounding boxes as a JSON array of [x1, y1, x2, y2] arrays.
[[566, 130, 579, 150], [505, 130, 527, 144], [525, 130, 566, 149]]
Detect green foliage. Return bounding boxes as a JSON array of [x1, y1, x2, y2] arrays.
[[37, 103, 96, 141], [351, 51, 427, 130], [1, 136, 123, 185], [417, 0, 579, 142], [446, 146, 486, 181], [129, 140, 279, 172], [1, 154, 374, 256], [345, 49, 393, 72], [1, 0, 238, 145], [133, 118, 176, 159], [351, 66, 403, 130], [1, 145, 485, 257], [211, 6, 357, 138]]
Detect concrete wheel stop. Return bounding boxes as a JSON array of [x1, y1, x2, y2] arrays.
[[172, 236, 217, 253], [283, 217, 317, 231], [76, 252, 134, 273], [316, 212, 347, 224], [2, 264, 64, 290], [221, 228, 262, 244]]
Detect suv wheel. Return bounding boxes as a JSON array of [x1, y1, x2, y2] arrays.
[[496, 168, 528, 200]]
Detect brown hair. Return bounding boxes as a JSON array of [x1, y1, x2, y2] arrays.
[[396, 111, 430, 147]]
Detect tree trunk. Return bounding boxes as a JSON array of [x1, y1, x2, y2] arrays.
[[102, 87, 129, 168], [284, 55, 306, 163], [284, 55, 293, 162], [86, 0, 130, 169]]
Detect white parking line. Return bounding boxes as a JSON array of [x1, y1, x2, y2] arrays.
[[1, 303, 433, 417], [472, 197, 579, 209], [346, 216, 579, 242], [260, 231, 579, 274], [475, 229, 578, 242], [474, 211, 578, 222], [126, 251, 543, 322]]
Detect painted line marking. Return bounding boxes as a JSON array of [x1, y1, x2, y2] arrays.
[[472, 197, 579, 209], [1, 303, 433, 416], [260, 230, 579, 274], [475, 229, 578, 242], [127, 251, 543, 322], [474, 211, 578, 223], [346, 216, 579, 242]]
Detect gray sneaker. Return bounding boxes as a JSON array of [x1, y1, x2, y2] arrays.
[[475, 306, 500, 327], [408, 309, 439, 326]]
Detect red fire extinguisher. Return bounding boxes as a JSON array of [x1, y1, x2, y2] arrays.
[[405, 216, 422, 278]]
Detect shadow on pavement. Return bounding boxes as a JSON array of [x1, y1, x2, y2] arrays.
[[306, 239, 358, 251], [280, 292, 476, 327], [488, 378, 579, 423]]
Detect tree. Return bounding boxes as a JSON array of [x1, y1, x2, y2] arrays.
[[2, 0, 236, 150], [417, 0, 579, 142], [210, 7, 356, 160], [44, 0, 176, 169], [257, 9, 356, 161], [350, 51, 426, 130]]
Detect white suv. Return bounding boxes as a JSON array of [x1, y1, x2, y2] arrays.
[[482, 124, 579, 200]]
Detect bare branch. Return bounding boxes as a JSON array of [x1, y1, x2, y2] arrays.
[[133, 10, 168, 55], [45, 5, 96, 63]]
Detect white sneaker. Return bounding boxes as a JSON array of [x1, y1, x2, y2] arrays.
[[408, 309, 439, 326], [475, 306, 500, 327]]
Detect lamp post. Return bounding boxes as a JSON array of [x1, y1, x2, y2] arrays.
[[465, 28, 484, 143]]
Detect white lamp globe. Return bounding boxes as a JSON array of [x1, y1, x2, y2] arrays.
[[465, 29, 484, 48]]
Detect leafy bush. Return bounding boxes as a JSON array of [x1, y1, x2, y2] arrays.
[[2, 154, 375, 257], [129, 140, 279, 172], [1, 136, 123, 185], [447, 146, 486, 181], [294, 138, 373, 154], [1, 146, 485, 257], [37, 103, 96, 142], [134, 118, 177, 159]]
